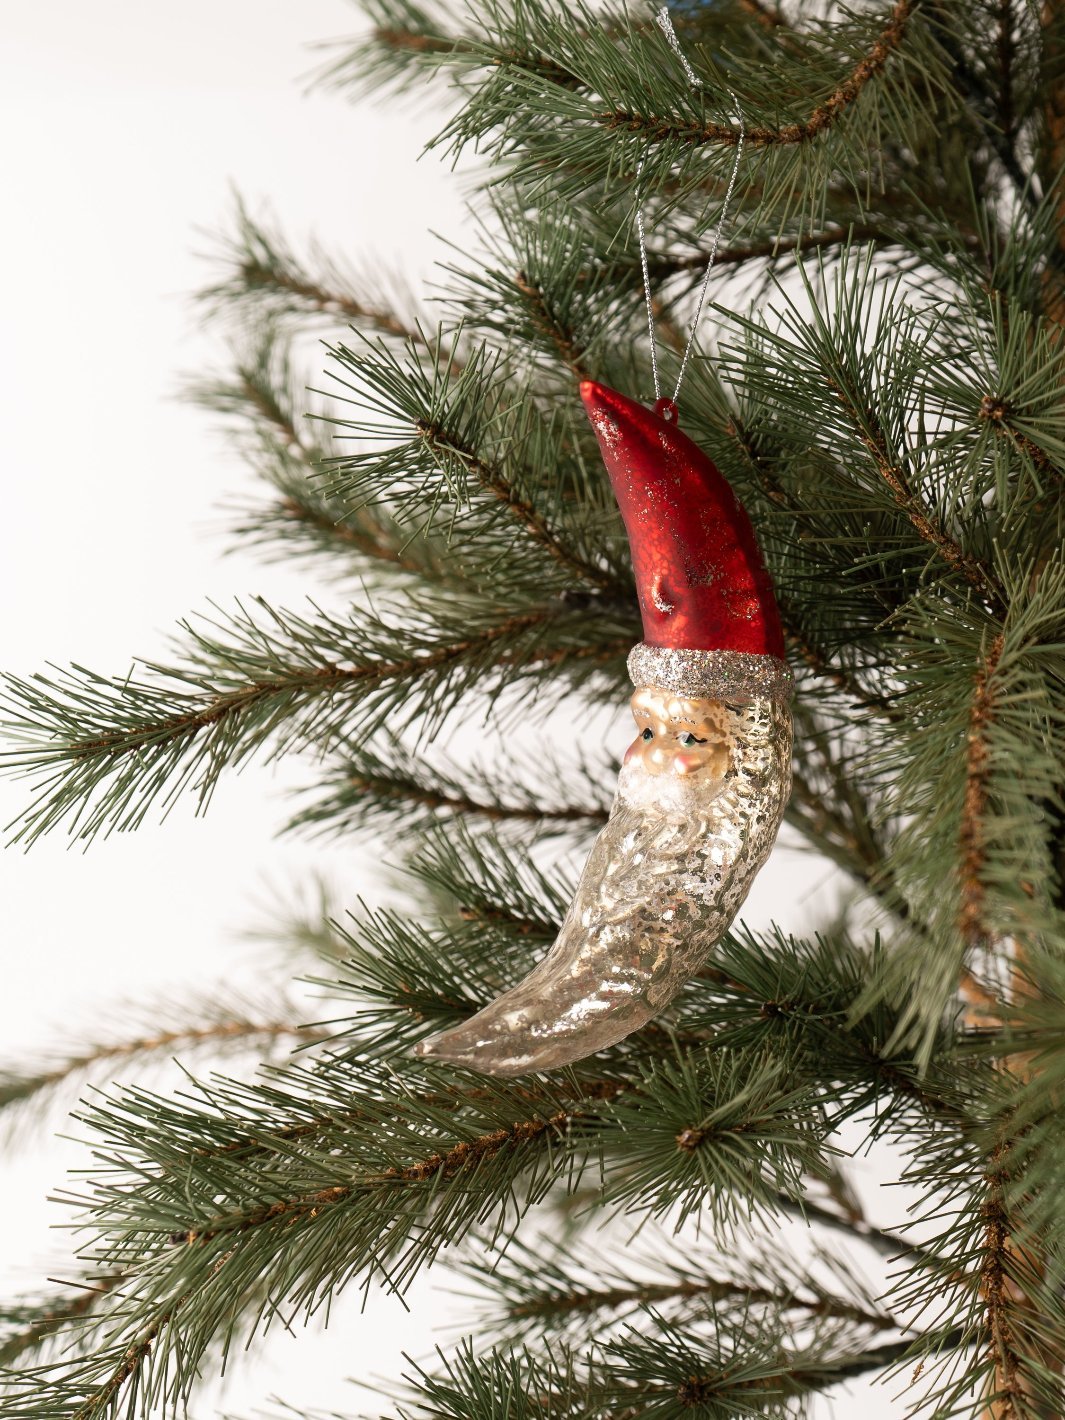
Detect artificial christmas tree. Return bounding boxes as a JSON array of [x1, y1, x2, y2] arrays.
[[3, 1, 1065, 1416]]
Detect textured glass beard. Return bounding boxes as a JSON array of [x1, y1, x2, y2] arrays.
[[414, 698, 793, 1077]]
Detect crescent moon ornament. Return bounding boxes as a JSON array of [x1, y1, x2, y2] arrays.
[[413, 382, 793, 1077]]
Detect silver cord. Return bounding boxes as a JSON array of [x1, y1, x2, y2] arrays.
[[656, 2, 701, 86], [636, 5, 746, 410], [634, 157, 662, 401]]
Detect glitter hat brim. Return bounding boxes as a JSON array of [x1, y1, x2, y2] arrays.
[[627, 644, 793, 702]]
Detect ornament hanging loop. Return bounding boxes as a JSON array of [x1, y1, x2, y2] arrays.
[[637, 6, 746, 415]]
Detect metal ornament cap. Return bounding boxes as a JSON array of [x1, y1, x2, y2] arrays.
[[580, 379, 785, 660]]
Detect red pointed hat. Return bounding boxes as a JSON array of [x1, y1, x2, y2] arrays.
[[581, 380, 790, 701]]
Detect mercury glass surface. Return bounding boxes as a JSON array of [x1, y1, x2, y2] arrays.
[[414, 690, 793, 1076]]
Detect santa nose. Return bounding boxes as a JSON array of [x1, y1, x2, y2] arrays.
[[645, 742, 675, 774]]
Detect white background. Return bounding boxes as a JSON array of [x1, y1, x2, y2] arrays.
[[0, 4, 913, 1416]]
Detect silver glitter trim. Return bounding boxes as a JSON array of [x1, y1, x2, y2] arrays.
[[627, 644, 792, 702]]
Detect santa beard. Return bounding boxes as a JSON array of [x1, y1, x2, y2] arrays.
[[414, 697, 792, 1077]]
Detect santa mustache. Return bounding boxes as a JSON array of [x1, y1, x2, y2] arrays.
[[414, 691, 792, 1077]]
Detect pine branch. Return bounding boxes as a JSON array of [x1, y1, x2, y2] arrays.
[[776, 1193, 936, 1269], [686, 928, 970, 1128], [823, 372, 1006, 613], [73, 1306, 175, 1420], [319, 0, 745, 102], [511, 270, 589, 378], [481, 1246, 895, 1336], [723, 254, 1011, 630], [598, 0, 914, 150], [436, 202, 643, 385], [411, 416, 614, 590], [785, 768, 880, 887], [736, 0, 785, 31], [314, 912, 530, 1055], [9, 3, 1065, 1416], [2, 1076, 605, 1416], [286, 739, 610, 841], [713, 406, 906, 720], [200, 198, 428, 344], [978, 396, 1064, 495], [172, 1125, 554, 1248], [236, 266, 410, 334], [925, 0, 1035, 211], [958, 633, 1007, 1013], [321, 331, 633, 599], [0, 1278, 124, 1369], [982, 1144, 1029, 1419], [388, 1325, 952, 1420], [0, 1013, 321, 1123], [410, 822, 573, 942], [190, 335, 459, 584], [252, 494, 433, 576], [659, 1335, 926, 1403], [651, 222, 900, 277], [1, 1047, 831, 1418], [1, 599, 630, 845], [314, 769, 603, 827]]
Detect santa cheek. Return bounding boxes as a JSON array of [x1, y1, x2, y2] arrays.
[[672, 753, 703, 776]]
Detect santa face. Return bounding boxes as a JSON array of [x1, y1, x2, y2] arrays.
[[625, 686, 732, 780]]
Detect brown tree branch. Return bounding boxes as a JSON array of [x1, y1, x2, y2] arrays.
[[980, 1142, 1053, 1420], [506, 1270, 894, 1332], [0, 1275, 125, 1368], [958, 634, 1007, 1016], [979, 395, 1064, 490], [414, 420, 619, 590], [736, 0, 786, 29], [171, 1085, 624, 1248], [598, 0, 913, 148], [237, 260, 416, 336], [341, 767, 608, 826], [825, 379, 1006, 611], [236, 374, 306, 456], [72, 1305, 176, 1420], [1, 1020, 322, 1113], [513, 271, 590, 378], [956, 633, 1059, 1417], [657, 223, 896, 275], [67, 611, 552, 759]]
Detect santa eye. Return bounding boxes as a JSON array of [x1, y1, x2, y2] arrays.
[[678, 732, 707, 747], [641, 728, 654, 742]]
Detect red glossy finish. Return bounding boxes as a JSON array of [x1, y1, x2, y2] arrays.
[[580, 380, 784, 658]]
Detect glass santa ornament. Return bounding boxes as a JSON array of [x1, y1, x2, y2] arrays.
[[414, 381, 792, 1076]]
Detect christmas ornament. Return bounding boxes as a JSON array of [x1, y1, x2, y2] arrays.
[[413, 9, 791, 1076], [414, 386, 792, 1076]]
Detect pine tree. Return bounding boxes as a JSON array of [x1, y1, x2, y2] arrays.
[[3, 1, 1065, 1415]]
